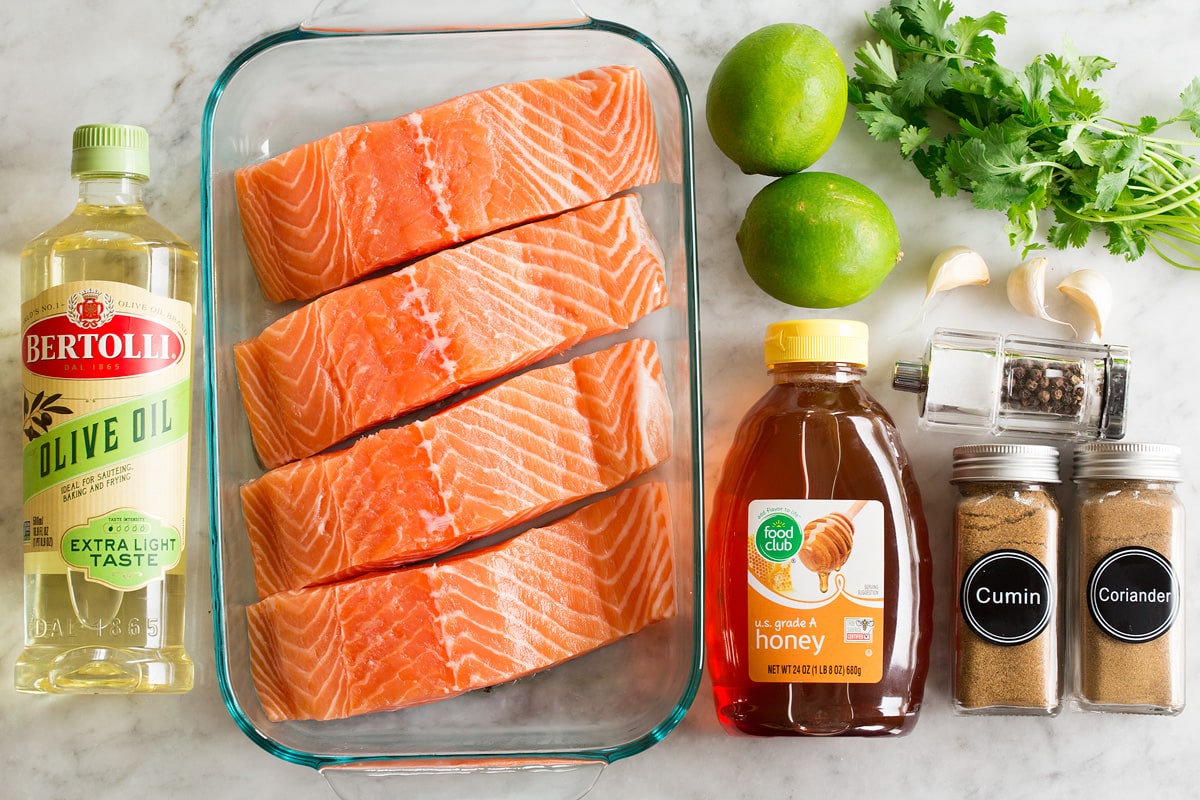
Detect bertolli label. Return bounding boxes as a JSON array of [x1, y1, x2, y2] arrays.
[[22, 280, 193, 591]]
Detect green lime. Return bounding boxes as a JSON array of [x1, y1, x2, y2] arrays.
[[736, 172, 902, 308], [706, 23, 848, 176]]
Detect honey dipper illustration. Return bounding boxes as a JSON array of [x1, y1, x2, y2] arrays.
[[799, 500, 868, 592]]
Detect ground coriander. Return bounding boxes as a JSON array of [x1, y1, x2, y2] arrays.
[[1073, 442, 1185, 714], [951, 444, 1061, 716]]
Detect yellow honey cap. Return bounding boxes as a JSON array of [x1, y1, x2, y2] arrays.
[[764, 319, 869, 368]]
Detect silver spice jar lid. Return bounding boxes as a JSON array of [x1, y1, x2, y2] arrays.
[[951, 443, 1061, 484], [1072, 442, 1182, 482]]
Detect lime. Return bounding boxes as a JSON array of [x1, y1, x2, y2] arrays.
[[736, 172, 902, 308], [706, 23, 848, 176]]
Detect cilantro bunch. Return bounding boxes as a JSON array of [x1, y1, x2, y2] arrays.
[[849, 0, 1200, 269]]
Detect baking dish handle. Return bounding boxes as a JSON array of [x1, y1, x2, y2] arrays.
[[320, 757, 606, 800], [303, 0, 589, 32]]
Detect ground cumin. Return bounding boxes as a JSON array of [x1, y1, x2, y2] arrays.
[[954, 482, 1060, 713], [1076, 478, 1184, 712], [951, 443, 1061, 715]]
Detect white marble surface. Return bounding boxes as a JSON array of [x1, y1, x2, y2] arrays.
[[4, 0, 1200, 797]]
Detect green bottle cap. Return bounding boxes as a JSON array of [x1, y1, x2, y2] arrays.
[[70, 124, 151, 180]]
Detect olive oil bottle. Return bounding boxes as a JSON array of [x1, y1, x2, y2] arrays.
[[16, 124, 196, 693]]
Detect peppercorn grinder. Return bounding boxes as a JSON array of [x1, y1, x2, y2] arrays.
[[891, 328, 1130, 440]]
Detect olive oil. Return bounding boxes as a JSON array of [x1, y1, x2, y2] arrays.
[[16, 124, 196, 693]]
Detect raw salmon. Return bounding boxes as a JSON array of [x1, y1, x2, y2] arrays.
[[240, 338, 672, 599], [246, 481, 675, 722], [233, 194, 668, 469], [235, 65, 661, 302]]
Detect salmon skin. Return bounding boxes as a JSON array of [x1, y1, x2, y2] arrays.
[[233, 194, 668, 469], [235, 65, 661, 302], [240, 338, 672, 599], [246, 481, 676, 722]]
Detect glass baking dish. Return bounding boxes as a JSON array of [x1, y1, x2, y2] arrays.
[[198, 1, 702, 798]]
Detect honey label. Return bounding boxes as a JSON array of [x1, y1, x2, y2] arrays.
[[21, 280, 192, 592], [747, 499, 884, 683]]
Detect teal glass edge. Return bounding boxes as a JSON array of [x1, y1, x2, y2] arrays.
[[199, 16, 704, 772]]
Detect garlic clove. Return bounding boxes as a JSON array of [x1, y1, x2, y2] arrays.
[[1006, 256, 1073, 330], [1057, 268, 1112, 339], [920, 246, 990, 316]]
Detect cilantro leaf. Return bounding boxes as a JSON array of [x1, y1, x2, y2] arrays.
[[1018, 61, 1053, 106], [950, 11, 1006, 61], [1043, 48, 1114, 86], [1048, 71, 1105, 120], [933, 163, 960, 197], [911, 140, 949, 184], [1005, 197, 1044, 251], [894, 59, 953, 106], [1093, 169, 1131, 211], [868, 7, 909, 50], [855, 91, 912, 141], [1058, 124, 1101, 166], [1104, 221, 1148, 261], [946, 128, 1045, 211], [1178, 77, 1200, 137], [910, 0, 955, 48], [1048, 207, 1093, 249], [1097, 134, 1145, 173], [899, 124, 931, 156], [854, 40, 899, 88]]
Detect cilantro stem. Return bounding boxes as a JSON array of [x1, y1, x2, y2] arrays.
[[1065, 192, 1200, 224], [1148, 238, 1200, 271], [1101, 118, 1200, 149], [1119, 156, 1200, 206], [1140, 150, 1193, 183]]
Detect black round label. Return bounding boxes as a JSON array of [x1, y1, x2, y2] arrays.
[[1088, 546, 1179, 643], [960, 549, 1054, 646]]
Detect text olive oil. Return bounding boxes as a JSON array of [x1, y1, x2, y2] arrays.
[[16, 124, 196, 693]]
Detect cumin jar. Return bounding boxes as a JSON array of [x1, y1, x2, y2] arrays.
[[951, 444, 1062, 715], [1072, 442, 1185, 715]]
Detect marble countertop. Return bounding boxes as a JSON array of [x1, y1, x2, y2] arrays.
[[4, 0, 1199, 797]]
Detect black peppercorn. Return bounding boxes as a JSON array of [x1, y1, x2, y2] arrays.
[[1001, 357, 1085, 418]]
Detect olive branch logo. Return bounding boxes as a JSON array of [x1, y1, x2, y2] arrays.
[[24, 390, 74, 442]]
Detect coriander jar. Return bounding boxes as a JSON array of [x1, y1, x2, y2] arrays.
[[951, 444, 1061, 716], [1072, 442, 1185, 715]]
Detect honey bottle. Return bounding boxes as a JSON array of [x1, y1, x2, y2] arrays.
[[705, 319, 933, 736]]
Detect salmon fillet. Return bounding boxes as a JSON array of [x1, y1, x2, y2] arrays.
[[233, 194, 668, 469], [246, 481, 676, 722], [235, 65, 661, 302], [240, 338, 672, 598]]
